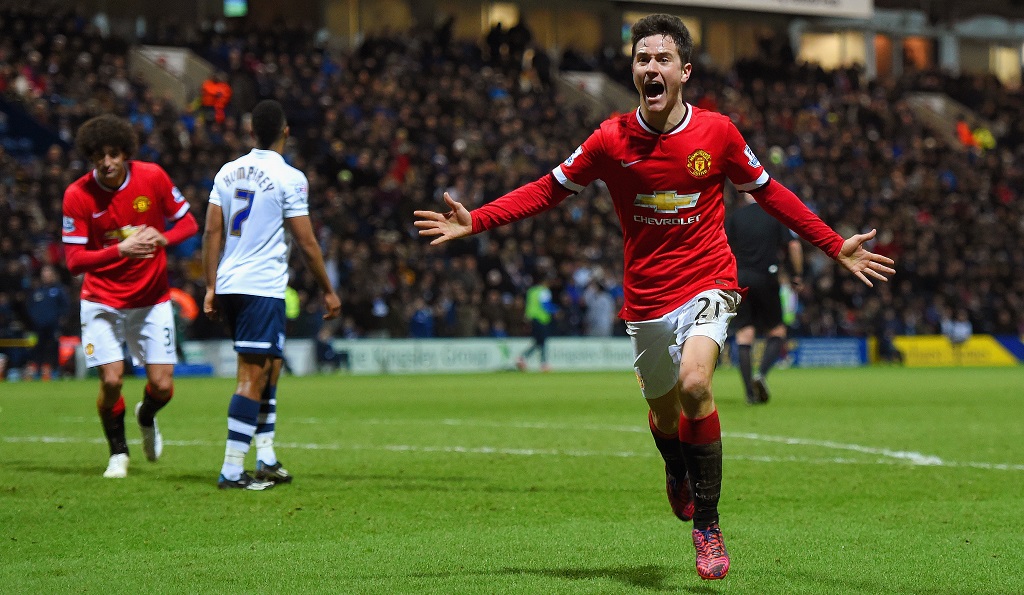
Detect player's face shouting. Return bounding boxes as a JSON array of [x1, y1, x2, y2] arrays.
[[92, 146, 128, 189], [632, 35, 691, 113]]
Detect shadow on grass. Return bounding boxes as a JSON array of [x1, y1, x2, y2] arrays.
[[132, 470, 511, 492], [501, 565, 717, 593], [5, 463, 225, 485], [6, 461, 100, 478], [153, 471, 218, 484], [320, 473, 569, 494], [405, 564, 719, 593], [783, 569, 974, 595]]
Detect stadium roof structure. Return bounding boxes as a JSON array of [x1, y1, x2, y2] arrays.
[[876, 0, 1024, 22]]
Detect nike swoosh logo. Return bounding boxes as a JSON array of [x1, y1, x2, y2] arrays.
[[92, 210, 107, 218], [620, 159, 643, 167]]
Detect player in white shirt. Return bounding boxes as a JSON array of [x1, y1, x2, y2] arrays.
[[208, 144, 306, 299], [202, 99, 341, 490]]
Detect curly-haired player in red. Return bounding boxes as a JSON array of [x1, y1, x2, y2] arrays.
[[62, 114, 199, 479]]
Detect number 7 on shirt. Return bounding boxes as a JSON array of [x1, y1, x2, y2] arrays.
[[230, 188, 255, 237]]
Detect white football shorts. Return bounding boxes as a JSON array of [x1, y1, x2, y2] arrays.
[[80, 299, 178, 368], [626, 289, 740, 400]]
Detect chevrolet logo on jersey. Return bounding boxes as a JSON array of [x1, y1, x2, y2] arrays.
[[634, 191, 700, 213], [104, 225, 143, 241]]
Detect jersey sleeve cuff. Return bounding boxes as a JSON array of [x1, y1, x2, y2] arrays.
[[552, 166, 585, 193], [733, 171, 770, 192]]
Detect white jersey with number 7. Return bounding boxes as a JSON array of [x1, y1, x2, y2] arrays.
[[208, 148, 309, 299]]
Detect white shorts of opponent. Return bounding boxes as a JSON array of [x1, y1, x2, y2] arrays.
[[80, 299, 178, 368], [626, 289, 740, 400]]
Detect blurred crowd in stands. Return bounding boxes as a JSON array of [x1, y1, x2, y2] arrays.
[[1, 6, 1022, 377]]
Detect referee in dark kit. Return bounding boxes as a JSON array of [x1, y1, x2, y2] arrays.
[[725, 192, 803, 405]]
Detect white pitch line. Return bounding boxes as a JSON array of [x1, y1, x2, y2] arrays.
[[3, 435, 1023, 471], [725, 432, 945, 466], [32, 417, 971, 469], [365, 418, 950, 466]]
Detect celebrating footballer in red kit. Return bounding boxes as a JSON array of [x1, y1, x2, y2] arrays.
[[415, 14, 894, 581], [62, 114, 199, 479]]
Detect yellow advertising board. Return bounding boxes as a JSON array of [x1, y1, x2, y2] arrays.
[[890, 335, 1018, 367]]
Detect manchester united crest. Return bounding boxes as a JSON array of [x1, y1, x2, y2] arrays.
[[133, 195, 151, 213], [686, 149, 712, 178]]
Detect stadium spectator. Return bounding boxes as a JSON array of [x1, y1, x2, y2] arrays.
[[516, 273, 556, 372], [582, 278, 616, 337], [24, 263, 69, 380], [63, 114, 199, 479], [726, 191, 804, 405], [955, 115, 977, 148], [414, 14, 895, 581], [168, 285, 199, 363], [0, 291, 29, 380], [873, 307, 905, 365], [941, 307, 973, 365], [485, 22, 507, 66], [203, 99, 340, 490], [408, 296, 436, 338], [200, 70, 232, 124], [315, 323, 347, 372]]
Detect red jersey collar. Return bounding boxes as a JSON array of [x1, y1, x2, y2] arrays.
[[635, 103, 692, 136]]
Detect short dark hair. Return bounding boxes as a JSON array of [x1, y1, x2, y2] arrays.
[[251, 99, 286, 149], [631, 14, 694, 64], [75, 114, 137, 160]]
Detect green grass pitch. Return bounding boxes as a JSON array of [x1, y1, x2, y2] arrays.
[[1, 366, 1022, 594]]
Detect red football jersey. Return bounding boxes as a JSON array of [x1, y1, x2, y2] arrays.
[[553, 106, 769, 321], [62, 161, 190, 309]]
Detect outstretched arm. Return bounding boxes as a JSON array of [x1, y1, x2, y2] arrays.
[[414, 175, 573, 245], [836, 229, 896, 287], [751, 179, 895, 287]]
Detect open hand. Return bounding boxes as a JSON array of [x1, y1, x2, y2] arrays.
[[413, 192, 473, 245], [837, 229, 896, 287]]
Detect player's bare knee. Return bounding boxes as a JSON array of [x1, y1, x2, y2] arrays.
[[99, 373, 123, 395], [679, 369, 713, 403], [148, 376, 174, 397]]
